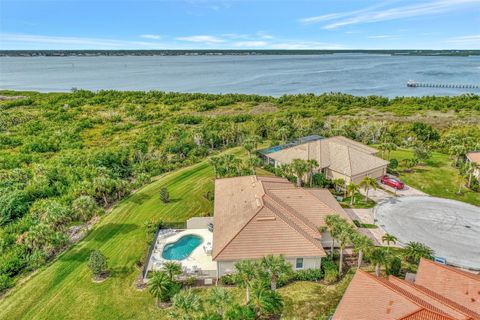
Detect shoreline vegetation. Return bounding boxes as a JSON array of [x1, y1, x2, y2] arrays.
[[1, 49, 480, 57]]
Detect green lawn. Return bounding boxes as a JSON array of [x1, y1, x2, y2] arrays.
[[389, 149, 480, 206], [0, 150, 350, 320], [0, 159, 215, 320]]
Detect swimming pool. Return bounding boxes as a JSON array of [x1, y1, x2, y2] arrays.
[[162, 235, 203, 260]]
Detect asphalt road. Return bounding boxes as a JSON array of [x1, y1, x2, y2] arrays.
[[375, 196, 480, 270]]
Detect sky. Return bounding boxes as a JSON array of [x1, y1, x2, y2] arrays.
[[1, 0, 479, 50]]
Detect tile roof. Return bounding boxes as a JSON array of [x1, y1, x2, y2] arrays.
[[332, 259, 480, 320], [466, 152, 480, 164], [265, 136, 388, 176], [415, 259, 480, 315], [212, 175, 351, 261]]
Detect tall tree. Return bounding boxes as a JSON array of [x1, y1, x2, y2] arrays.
[[324, 215, 342, 258], [234, 260, 257, 303], [370, 247, 388, 277], [290, 159, 309, 187], [404, 242, 434, 263], [352, 233, 373, 268], [381, 233, 397, 247], [306, 159, 319, 187], [261, 255, 292, 291], [346, 183, 360, 205], [360, 176, 377, 202]]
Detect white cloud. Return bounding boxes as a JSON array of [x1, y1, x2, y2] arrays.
[[176, 35, 225, 44], [368, 35, 399, 39], [233, 41, 268, 47], [301, 0, 480, 29], [140, 34, 161, 40], [446, 35, 480, 47], [0, 33, 166, 49], [268, 41, 346, 50]]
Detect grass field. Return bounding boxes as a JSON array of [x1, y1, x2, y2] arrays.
[[0, 158, 215, 320], [390, 149, 480, 206], [0, 150, 349, 320]]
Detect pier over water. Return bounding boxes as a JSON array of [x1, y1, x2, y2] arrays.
[[407, 80, 480, 89]]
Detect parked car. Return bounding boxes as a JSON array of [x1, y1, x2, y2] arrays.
[[380, 175, 405, 190], [207, 222, 214, 232]]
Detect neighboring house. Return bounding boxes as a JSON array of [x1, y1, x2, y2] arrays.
[[212, 175, 352, 278], [466, 152, 480, 181], [333, 258, 480, 320], [259, 135, 389, 184]]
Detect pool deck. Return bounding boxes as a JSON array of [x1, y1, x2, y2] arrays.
[[145, 228, 217, 280]]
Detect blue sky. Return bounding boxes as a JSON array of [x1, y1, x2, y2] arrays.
[[1, 0, 479, 50]]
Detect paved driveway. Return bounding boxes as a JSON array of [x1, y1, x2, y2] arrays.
[[375, 196, 480, 270], [361, 183, 426, 202]]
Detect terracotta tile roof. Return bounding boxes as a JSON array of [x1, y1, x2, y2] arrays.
[[333, 260, 480, 320], [415, 259, 480, 315], [466, 152, 480, 164], [265, 136, 388, 176], [400, 309, 456, 320], [212, 175, 350, 261]]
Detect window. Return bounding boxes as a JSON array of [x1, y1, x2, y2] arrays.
[[295, 258, 304, 269]]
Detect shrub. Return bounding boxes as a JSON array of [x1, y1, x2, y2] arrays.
[[0, 274, 13, 292], [312, 173, 332, 188], [72, 195, 98, 222], [293, 268, 323, 281], [160, 187, 170, 203], [219, 274, 236, 286], [88, 250, 108, 279], [322, 259, 338, 284], [388, 256, 402, 276], [388, 159, 399, 172]]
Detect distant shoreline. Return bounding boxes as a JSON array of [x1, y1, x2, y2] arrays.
[[1, 49, 479, 57]]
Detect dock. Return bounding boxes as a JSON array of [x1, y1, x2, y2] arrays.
[[407, 80, 480, 89]]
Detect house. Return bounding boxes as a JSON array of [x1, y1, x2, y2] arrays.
[[333, 258, 480, 320], [258, 135, 389, 184], [212, 175, 353, 277], [466, 152, 480, 181]]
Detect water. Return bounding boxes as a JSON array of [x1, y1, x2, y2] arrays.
[[162, 235, 203, 260], [1, 54, 479, 97]]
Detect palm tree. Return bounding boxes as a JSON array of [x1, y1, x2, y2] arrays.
[[245, 157, 261, 175], [249, 282, 284, 319], [243, 138, 256, 158], [336, 224, 354, 274], [360, 176, 377, 202], [149, 271, 176, 306], [291, 159, 308, 187], [261, 255, 292, 291], [234, 260, 257, 303], [352, 233, 374, 268], [208, 287, 233, 317], [306, 159, 319, 187], [404, 242, 434, 263], [172, 289, 202, 318], [278, 126, 290, 143], [381, 233, 397, 247], [208, 156, 222, 178], [163, 261, 182, 281], [324, 215, 341, 258], [370, 247, 388, 277], [385, 142, 397, 160], [346, 183, 360, 205]]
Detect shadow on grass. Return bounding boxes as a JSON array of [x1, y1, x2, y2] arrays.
[[89, 223, 137, 243], [47, 248, 91, 293], [109, 265, 132, 279], [130, 193, 152, 204]]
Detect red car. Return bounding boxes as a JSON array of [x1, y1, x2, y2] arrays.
[[380, 175, 405, 190]]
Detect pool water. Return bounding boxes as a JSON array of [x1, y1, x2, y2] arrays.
[[162, 235, 203, 260]]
